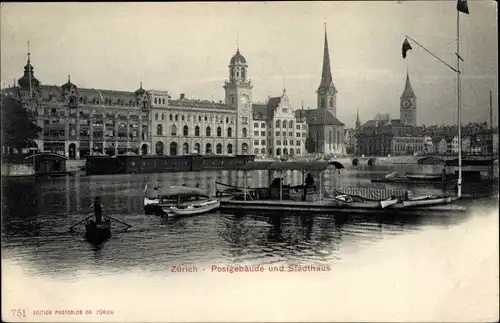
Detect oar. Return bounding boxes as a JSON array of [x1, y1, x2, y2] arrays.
[[105, 215, 132, 228], [69, 215, 93, 232]]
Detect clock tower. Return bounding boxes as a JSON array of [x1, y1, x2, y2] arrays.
[[400, 72, 417, 126], [317, 24, 338, 117], [224, 47, 253, 154]]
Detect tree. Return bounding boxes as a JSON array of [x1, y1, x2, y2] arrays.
[[1, 95, 41, 153], [305, 136, 316, 153]]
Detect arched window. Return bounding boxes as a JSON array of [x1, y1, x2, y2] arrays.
[[217, 127, 222, 137], [161, 113, 165, 121], [156, 124, 163, 136], [205, 143, 212, 154], [242, 143, 248, 154], [227, 144, 233, 154], [320, 98, 325, 108], [182, 143, 189, 155], [163, 98, 166, 104], [226, 117, 229, 123], [241, 68, 246, 80], [276, 148, 281, 156], [183, 125, 189, 136], [169, 114, 173, 121], [290, 148, 295, 156], [155, 113, 158, 120], [330, 97, 334, 107], [283, 148, 288, 156], [169, 142, 178, 156], [242, 128, 247, 138], [194, 143, 200, 154], [289, 121, 294, 129], [195, 126, 200, 136], [155, 142, 164, 155], [171, 125, 177, 136], [154, 98, 158, 104], [198, 116, 202, 122], [227, 127, 232, 138], [283, 120, 288, 129], [216, 143, 222, 154], [206, 126, 211, 137], [175, 115, 179, 121], [181, 115, 185, 121], [276, 120, 281, 128]]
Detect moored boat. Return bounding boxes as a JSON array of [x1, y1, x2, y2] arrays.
[[401, 195, 457, 208], [327, 194, 399, 209], [84, 218, 111, 244], [144, 185, 219, 216], [405, 172, 442, 180]]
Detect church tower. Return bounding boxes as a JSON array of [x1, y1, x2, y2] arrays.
[[223, 47, 253, 154], [317, 24, 338, 116], [355, 110, 361, 129], [400, 72, 417, 126]]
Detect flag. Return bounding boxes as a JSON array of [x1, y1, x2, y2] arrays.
[[402, 38, 412, 59], [457, 0, 469, 14]]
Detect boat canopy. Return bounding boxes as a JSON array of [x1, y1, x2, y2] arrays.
[[235, 161, 344, 172], [147, 185, 209, 198]]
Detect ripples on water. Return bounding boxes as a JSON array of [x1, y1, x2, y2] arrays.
[[1, 164, 498, 279]]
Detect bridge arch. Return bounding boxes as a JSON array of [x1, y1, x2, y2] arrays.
[[352, 158, 359, 166], [367, 157, 376, 166]]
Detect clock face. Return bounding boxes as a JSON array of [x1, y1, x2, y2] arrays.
[[402, 99, 411, 109]]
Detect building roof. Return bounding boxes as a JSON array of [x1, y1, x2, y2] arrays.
[[303, 109, 344, 126], [169, 99, 233, 111], [318, 26, 336, 92], [229, 49, 247, 65], [400, 72, 416, 99], [252, 103, 268, 120]]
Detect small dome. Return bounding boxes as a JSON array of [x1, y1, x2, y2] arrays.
[[135, 82, 146, 96], [62, 75, 77, 90], [229, 49, 247, 65], [18, 62, 40, 88]]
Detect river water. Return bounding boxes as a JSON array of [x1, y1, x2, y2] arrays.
[[2, 164, 499, 322]]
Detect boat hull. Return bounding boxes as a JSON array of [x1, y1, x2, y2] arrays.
[[85, 220, 111, 243], [326, 195, 399, 209], [165, 199, 220, 217], [402, 196, 456, 208]]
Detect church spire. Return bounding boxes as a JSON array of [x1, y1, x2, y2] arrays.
[[319, 23, 333, 89], [355, 110, 361, 129], [401, 71, 416, 99]]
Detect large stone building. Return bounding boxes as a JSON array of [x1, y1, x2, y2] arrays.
[[297, 26, 345, 155], [2, 42, 313, 159]]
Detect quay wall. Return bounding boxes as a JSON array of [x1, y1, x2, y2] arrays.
[[85, 154, 256, 175], [1, 163, 35, 177]]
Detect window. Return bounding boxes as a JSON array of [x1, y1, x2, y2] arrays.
[[161, 114, 165, 121], [254, 131, 259, 136], [195, 126, 200, 136], [169, 142, 178, 156], [226, 117, 229, 123], [182, 143, 189, 155], [163, 98, 166, 104], [227, 127, 232, 138], [289, 121, 294, 129], [320, 98, 325, 108], [296, 133, 300, 137], [154, 98, 157, 104], [276, 148, 281, 155], [282, 132, 286, 137], [156, 124, 163, 136], [277, 140, 281, 145], [261, 140, 265, 145], [182, 115, 185, 121], [227, 144, 233, 154], [155, 113, 158, 120], [254, 148, 259, 154], [275, 131, 280, 136], [171, 125, 177, 136], [260, 131, 265, 136], [296, 140, 301, 146], [198, 116, 202, 122], [217, 127, 222, 137], [195, 143, 200, 154], [175, 115, 179, 122], [216, 144, 222, 154], [330, 97, 334, 107], [261, 123, 265, 128], [183, 125, 189, 136], [275, 120, 281, 128], [254, 140, 259, 146], [205, 143, 212, 154], [241, 143, 248, 154], [289, 132, 293, 137], [283, 120, 288, 128], [242, 128, 247, 138], [204, 116, 208, 121], [296, 125, 300, 130], [261, 148, 266, 154], [206, 126, 211, 136], [169, 114, 173, 121], [254, 123, 259, 128]]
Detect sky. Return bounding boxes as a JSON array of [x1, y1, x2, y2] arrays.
[[1, 1, 497, 128]]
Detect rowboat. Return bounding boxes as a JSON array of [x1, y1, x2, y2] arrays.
[[168, 199, 221, 217], [144, 185, 220, 216], [401, 195, 457, 208], [84, 218, 111, 244], [405, 172, 442, 180], [327, 194, 399, 209]]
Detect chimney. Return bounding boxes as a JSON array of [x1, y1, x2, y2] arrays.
[[180, 93, 185, 100]]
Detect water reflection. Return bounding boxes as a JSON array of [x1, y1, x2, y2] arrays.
[[1, 164, 497, 278]]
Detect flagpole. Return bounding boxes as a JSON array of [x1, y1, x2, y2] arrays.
[[456, 9, 462, 198], [28, 41, 32, 100]]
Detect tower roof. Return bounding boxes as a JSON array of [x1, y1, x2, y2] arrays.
[[18, 51, 40, 88], [62, 74, 76, 90], [229, 48, 247, 65], [401, 72, 416, 99], [318, 25, 334, 90]]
